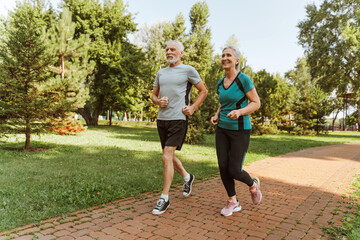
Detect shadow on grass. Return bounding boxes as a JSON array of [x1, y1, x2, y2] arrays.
[[0, 140, 218, 232], [1, 127, 359, 232]]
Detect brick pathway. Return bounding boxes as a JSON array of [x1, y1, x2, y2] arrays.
[[1, 142, 360, 240]]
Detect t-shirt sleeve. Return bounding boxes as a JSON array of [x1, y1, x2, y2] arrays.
[[154, 72, 160, 87], [241, 74, 255, 93], [187, 66, 202, 85]]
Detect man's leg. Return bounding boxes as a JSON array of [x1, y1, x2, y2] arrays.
[[161, 146, 177, 195], [152, 146, 176, 215], [173, 156, 187, 178]]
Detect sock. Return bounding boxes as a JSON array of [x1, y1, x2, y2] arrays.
[[183, 173, 190, 182], [160, 194, 168, 202]]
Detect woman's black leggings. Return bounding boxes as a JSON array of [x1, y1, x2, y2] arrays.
[[216, 127, 254, 197]]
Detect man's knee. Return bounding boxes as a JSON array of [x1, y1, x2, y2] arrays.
[[162, 147, 176, 164]]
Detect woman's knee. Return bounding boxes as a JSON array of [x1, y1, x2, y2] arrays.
[[228, 168, 242, 179]]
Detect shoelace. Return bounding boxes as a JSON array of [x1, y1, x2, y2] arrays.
[[155, 199, 165, 209], [183, 181, 190, 192]]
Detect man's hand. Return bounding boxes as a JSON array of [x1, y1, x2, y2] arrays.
[[182, 105, 195, 116], [159, 97, 168, 108], [227, 109, 241, 120]]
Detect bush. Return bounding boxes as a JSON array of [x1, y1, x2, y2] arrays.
[[252, 124, 279, 135], [185, 125, 205, 144], [49, 117, 86, 135], [292, 126, 316, 136]]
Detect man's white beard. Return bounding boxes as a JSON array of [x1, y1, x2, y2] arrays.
[[167, 56, 179, 64]]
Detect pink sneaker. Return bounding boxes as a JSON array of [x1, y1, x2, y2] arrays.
[[250, 176, 262, 205], [220, 200, 242, 217]]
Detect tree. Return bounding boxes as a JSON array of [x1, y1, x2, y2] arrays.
[[65, 0, 144, 126], [0, 0, 82, 150], [298, 0, 360, 131], [286, 58, 332, 134], [183, 1, 213, 143], [46, 7, 94, 110], [252, 70, 295, 128]]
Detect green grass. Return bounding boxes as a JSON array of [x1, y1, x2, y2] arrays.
[[0, 124, 359, 232], [322, 174, 360, 240]]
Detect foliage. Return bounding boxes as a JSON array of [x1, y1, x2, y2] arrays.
[[252, 70, 295, 127], [286, 58, 332, 134], [0, 0, 74, 150], [298, 0, 360, 130], [183, 1, 213, 144], [46, 7, 94, 109], [64, 0, 145, 126], [251, 124, 279, 135], [49, 116, 85, 135], [292, 126, 316, 136]]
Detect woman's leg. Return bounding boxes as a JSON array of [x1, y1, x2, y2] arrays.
[[216, 127, 236, 197], [227, 130, 254, 187]]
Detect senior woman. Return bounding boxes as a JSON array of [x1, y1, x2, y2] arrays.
[[210, 45, 262, 217]]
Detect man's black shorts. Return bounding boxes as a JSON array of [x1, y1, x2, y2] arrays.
[[157, 120, 188, 151]]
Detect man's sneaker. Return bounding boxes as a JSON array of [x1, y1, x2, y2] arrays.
[[183, 174, 195, 197], [152, 198, 170, 215], [249, 176, 262, 205], [220, 200, 242, 217]]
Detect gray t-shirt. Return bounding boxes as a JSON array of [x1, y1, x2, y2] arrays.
[[154, 63, 202, 120]]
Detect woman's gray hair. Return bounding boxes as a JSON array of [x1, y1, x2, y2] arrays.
[[223, 45, 241, 71], [167, 40, 184, 51]]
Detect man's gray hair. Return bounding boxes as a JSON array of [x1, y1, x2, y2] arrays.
[[223, 45, 241, 71], [167, 40, 184, 51]]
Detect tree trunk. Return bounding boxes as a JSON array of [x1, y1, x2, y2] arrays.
[[90, 95, 105, 126], [25, 119, 31, 151], [78, 95, 105, 126], [123, 112, 128, 121], [109, 107, 113, 126], [332, 111, 339, 132], [78, 107, 92, 126], [358, 100, 360, 132]]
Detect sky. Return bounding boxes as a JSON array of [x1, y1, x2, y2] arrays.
[[0, 0, 321, 75]]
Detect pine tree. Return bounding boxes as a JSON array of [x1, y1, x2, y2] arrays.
[[0, 0, 92, 150], [46, 7, 94, 109], [183, 1, 213, 144]]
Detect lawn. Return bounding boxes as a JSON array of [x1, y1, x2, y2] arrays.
[[0, 124, 360, 232]]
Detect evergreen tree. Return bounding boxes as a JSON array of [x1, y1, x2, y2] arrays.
[[183, 1, 213, 144], [46, 7, 94, 109], [285, 58, 332, 134], [0, 0, 77, 150]]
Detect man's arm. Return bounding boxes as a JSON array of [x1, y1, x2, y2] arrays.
[[182, 81, 208, 116], [151, 86, 168, 107]]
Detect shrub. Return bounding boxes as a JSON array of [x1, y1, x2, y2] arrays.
[[292, 126, 316, 136], [185, 125, 205, 144], [49, 117, 86, 135], [252, 124, 279, 135]]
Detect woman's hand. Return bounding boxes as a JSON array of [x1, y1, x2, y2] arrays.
[[210, 115, 218, 126], [227, 109, 241, 120]]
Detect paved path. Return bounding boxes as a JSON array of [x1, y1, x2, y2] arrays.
[[1, 142, 360, 240]]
